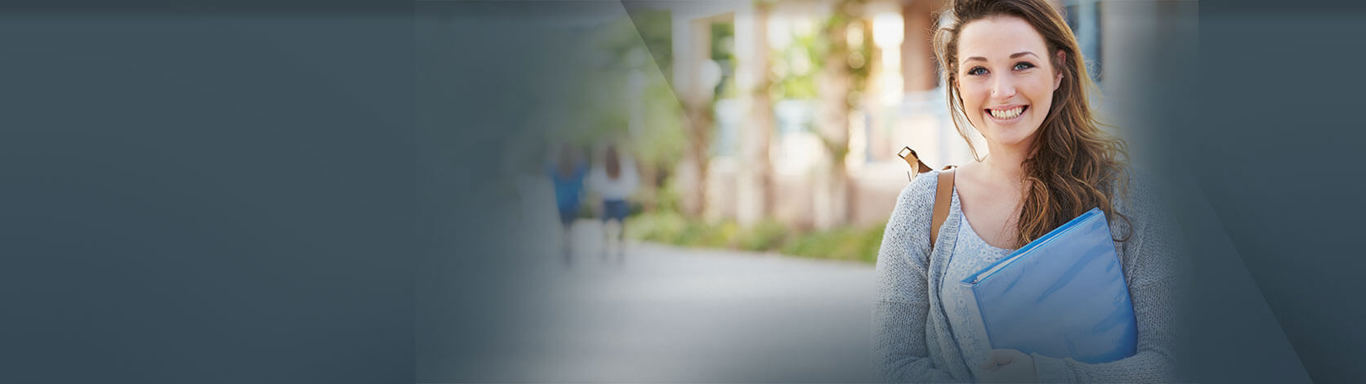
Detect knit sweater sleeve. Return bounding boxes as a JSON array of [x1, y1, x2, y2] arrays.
[[874, 171, 959, 382], [1030, 172, 1184, 383]]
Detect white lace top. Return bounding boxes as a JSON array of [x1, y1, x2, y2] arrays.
[[940, 188, 1015, 381]]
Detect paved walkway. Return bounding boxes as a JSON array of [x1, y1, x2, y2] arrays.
[[474, 219, 882, 382]]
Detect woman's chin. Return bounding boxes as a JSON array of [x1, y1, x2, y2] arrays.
[[984, 127, 1040, 150]]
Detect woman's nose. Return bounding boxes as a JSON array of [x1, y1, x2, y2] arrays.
[[990, 76, 1017, 98]]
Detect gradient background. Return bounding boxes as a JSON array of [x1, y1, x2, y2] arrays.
[[3, 0, 1364, 383]]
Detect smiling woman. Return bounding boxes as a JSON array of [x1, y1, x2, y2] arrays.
[[956, 18, 1060, 156], [873, 0, 1180, 383], [936, 0, 1130, 249]]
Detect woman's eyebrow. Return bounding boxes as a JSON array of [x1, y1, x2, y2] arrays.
[[962, 51, 1039, 65]]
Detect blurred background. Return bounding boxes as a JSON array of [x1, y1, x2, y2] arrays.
[[418, 0, 1202, 382], [486, 0, 1179, 263]]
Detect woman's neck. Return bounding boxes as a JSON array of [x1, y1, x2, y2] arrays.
[[980, 141, 1030, 183]]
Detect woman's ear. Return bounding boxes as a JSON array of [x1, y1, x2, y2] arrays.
[[1053, 50, 1066, 90]]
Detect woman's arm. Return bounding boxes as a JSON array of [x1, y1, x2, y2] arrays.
[[874, 174, 959, 382], [1030, 176, 1184, 383]]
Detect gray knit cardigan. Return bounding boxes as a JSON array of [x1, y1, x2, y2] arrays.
[[873, 169, 1182, 383]]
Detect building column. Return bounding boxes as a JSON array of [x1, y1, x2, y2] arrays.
[[734, 4, 773, 226], [901, 0, 941, 93]]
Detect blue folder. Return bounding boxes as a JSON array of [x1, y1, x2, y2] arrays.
[[961, 207, 1137, 364]]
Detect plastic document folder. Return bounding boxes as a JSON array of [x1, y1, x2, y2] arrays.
[[962, 207, 1137, 363]]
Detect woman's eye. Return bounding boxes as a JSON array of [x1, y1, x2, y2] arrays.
[[967, 67, 988, 76], [1013, 62, 1036, 71]]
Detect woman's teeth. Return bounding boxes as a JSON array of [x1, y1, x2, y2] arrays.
[[989, 106, 1026, 119]]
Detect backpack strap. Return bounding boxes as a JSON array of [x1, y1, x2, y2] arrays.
[[897, 146, 956, 249], [898, 146, 933, 181], [930, 169, 955, 248]]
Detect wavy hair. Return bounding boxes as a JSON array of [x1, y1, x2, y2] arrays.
[[933, 0, 1130, 246]]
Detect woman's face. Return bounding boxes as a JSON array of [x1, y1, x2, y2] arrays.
[[955, 16, 1063, 151]]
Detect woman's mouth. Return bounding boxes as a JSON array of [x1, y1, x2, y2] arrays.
[[986, 105, 1028, 121]]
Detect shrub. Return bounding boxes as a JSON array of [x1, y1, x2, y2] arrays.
[[626, 210, 886, 264]]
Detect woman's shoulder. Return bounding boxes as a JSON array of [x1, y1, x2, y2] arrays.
[[879, 169, 951, 269], [890, 169, 945, 225]]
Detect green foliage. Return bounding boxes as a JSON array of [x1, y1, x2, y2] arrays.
[[549, 11, 686, 185], [822, 0, 874, 108], [696, 221, 741, 248], [737, 219, 789, 251], [780, 225, 884, 264], [771, 31, 822, 100], [629, 76, 686, 171], [630, 210, 689, 243], [710, 22, 740, 99], [626, 210, 886, 265], [768, 0, 874, 105], [599, 10, 674, 73], [653, 176, 683, 212]]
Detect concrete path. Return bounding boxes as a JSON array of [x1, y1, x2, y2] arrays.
[[479, 219, 882, 382]]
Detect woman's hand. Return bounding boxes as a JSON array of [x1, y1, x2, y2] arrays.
[[976, 349, 1037, 383]]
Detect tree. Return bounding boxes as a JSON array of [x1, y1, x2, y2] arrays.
[[813, 0, 872, 229]]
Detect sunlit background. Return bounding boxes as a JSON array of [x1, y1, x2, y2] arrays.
[[526, 0, 1158, 260]]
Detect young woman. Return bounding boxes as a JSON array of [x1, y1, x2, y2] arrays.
[[588, 144, 638, 263], [873, 0, 1179, 382]]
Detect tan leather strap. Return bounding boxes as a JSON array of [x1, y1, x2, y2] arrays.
[[898, 146, 933, 181], [898, 146, 955, 248], [930, 169, 955, 248]]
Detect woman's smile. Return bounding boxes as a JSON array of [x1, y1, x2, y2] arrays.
[[986, 104, 1029, 123]]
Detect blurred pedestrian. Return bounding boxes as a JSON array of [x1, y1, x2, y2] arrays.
[[588, 144, 638, 263], [550, 143, 588, 266]]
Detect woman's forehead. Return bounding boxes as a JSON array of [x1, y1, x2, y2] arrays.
[[957, 16, 1048, 60]]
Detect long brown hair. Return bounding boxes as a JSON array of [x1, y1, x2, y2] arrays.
[[605, 145, 621, 180], [933, 0, 1130, 246]]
